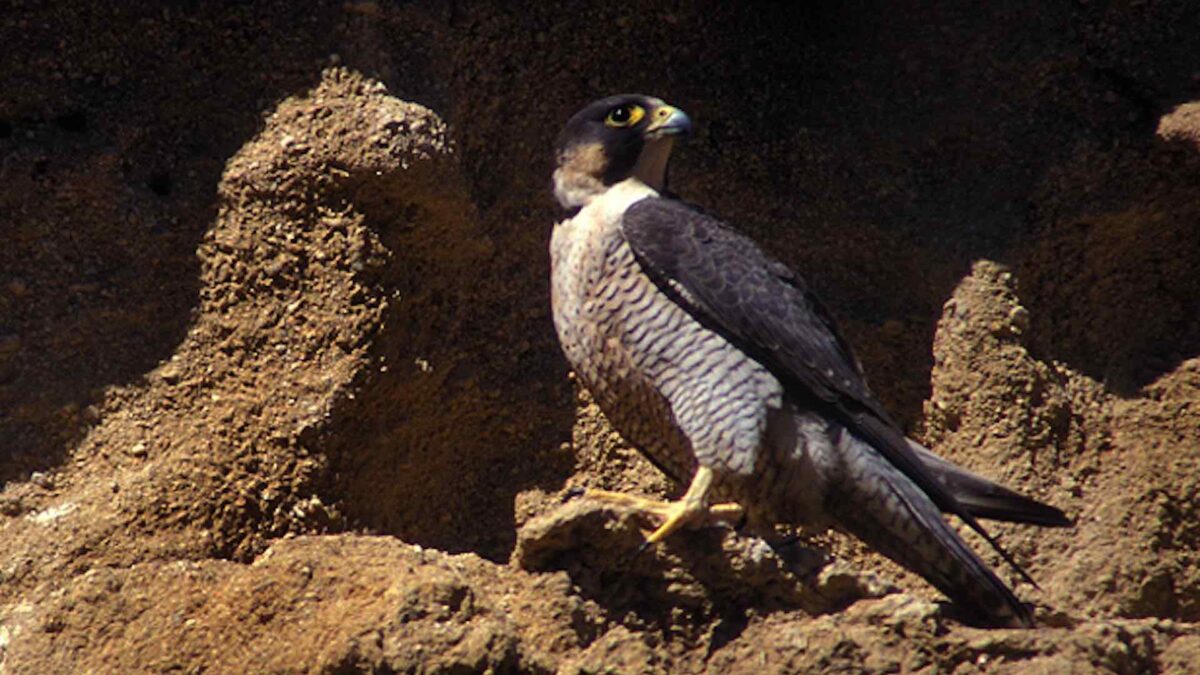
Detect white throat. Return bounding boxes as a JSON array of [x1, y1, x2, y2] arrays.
[[553, 165, 604, 210]]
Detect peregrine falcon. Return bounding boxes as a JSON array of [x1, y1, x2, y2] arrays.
[[549, 94, 1070, 627]]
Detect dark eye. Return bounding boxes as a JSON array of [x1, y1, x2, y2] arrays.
[[605, 104, 645, 128]]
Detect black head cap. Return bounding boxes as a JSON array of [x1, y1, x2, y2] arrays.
[[553, 94, 692, 209]]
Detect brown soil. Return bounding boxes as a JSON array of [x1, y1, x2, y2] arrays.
[[3, 2, 1200, 672]]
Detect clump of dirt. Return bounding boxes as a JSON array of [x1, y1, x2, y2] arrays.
[[3, 536, 580, 673], [0, 69, 456, 592], [513, 498, 899, 630], [922, 256, 1200, 625], [4, 2, 1200, 673]]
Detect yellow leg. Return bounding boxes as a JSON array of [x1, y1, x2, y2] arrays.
[[582, 466, 744, 543]]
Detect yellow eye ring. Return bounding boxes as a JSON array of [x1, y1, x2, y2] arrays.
[[605, 104, 646, 128]]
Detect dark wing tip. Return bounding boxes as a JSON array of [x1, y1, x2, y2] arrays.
[[958, 494, 1074, 528], [908, 440, 1074, 528]]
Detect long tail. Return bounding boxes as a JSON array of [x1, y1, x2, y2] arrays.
[[827, 430, 1034, 627]]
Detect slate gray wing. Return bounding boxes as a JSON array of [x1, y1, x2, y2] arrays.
[[620, 196, 1038, 584], [620, 199, 882, 413]]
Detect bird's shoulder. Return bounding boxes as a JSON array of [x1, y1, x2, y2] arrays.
[[619, 196, 879, 412]]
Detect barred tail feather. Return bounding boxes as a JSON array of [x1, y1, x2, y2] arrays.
[[829, 431, 1034, 627]]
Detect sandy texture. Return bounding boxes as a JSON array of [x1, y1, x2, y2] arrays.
[[3, 2, 1200, 672]]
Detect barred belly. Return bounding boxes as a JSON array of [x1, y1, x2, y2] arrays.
[[551, 194, 786, 499]]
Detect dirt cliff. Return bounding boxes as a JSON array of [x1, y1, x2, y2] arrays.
[[2, 2, 1199, 672]]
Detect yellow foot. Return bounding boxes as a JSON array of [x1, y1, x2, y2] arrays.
[[580, 467, 744, 544]]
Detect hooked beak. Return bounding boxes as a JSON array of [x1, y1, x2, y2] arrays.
[[644, 104, 692, 139]]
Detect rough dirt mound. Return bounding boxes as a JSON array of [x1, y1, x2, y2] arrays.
[[4, 2, 1200, 673]]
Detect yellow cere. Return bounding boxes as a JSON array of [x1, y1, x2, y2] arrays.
[[605, 104, 645, 128]]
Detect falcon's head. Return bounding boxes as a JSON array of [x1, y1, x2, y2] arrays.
[[553, 94, 692, 210]]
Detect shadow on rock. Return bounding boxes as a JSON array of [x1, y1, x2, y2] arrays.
[[512, 499, 896, 645], [0, 3, 346, 484], [1016, 129, 1200, 396], [280, 75, 576, 563]]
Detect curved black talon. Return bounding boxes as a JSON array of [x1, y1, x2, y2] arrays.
[[611, 539, 654, 573], [731, 510, 749, 533], [562, 486, 587, 503], [768, 533, 804, 550]]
